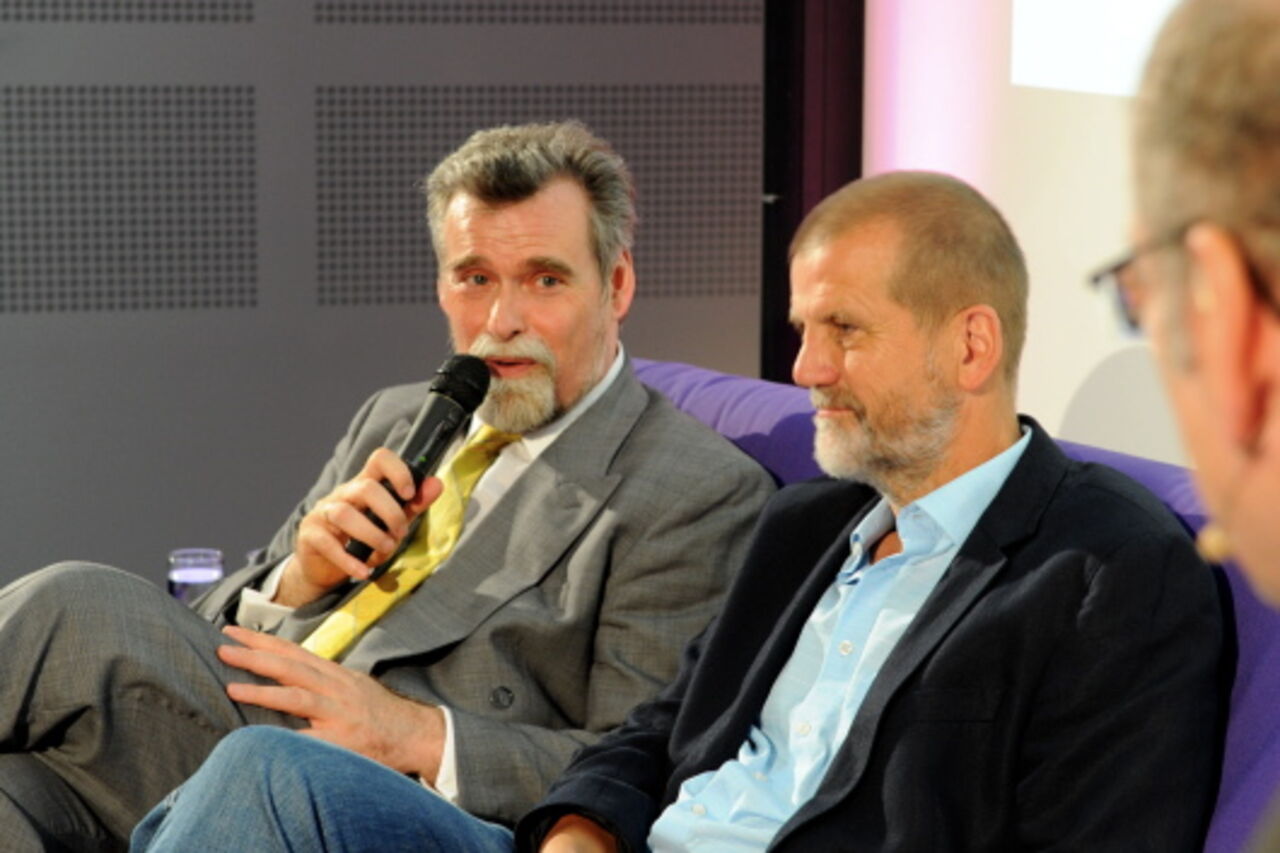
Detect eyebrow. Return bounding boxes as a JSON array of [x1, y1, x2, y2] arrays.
[[446, 254, 577, 279], [447, 254, 485, 275], [789, 310, 854, 329], [525, 256, 576, 279]]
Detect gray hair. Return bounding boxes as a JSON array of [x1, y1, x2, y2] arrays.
[[789, 171, 1029, 389], [1136, 0, 1280, 295], [424, 121, 637, 282]]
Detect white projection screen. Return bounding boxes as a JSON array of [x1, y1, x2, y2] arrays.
[[864, 0, 1187, 464]]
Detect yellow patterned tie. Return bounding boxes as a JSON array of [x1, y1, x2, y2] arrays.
[[301, 424, 519, 661]]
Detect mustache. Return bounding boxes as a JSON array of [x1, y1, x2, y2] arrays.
[[465, 334, 556, 372], [810, 388, 866, 418]]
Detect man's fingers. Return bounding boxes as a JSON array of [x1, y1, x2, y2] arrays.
[[361, 448, 417, 502], [219, 628, 327, 682], [325, 496, 402, 557], [405, 476, 444, 519], [218, 643, 306, 685], [290, 447, 420, 593], [225, 680, 320, 718], [296, 517, 378, 580]]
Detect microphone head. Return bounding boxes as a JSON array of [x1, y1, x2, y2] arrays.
[[430, 354, 490, 413]]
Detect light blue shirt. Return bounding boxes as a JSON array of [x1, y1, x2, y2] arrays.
[[648, 427, 1032, 852]]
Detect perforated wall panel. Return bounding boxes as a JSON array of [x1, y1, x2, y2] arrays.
[[315, 1, 760, 26], [0, 86, 257, 313], [317, 84, 762, 306], [0, 0, 253, 23]]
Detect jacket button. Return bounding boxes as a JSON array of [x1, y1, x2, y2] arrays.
[[489, 686, 515, 709]]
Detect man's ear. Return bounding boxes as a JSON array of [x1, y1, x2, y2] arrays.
[[1184, 223, 1272, 450], [952, 304, 1004, 393], [608, 250, 636, 322]]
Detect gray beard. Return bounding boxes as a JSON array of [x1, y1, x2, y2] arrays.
[[476, 372, 558, 434], [812, 381, 960, 505]]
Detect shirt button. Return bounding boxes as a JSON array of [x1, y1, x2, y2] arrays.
[[691, 804, 707, 816], [839, 640, 855, 656], [754, 771, 767, 781], [795, 722, 812, 736]]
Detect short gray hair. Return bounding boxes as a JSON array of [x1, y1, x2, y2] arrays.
[[1136, 0, 1280, 291], [424, 121, 637, 281]]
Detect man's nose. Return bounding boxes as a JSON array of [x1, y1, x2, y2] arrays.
[[485, 285, 526, 341], [792, 332, 840, 389]]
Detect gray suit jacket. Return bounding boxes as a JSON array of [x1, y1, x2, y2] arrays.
[[196, 364, 775, 824]]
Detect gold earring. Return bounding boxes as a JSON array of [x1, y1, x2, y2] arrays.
[[1196, 521, 1232, 563]]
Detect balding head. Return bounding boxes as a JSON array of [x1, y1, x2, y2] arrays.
[[790, 171, 1028, 389]]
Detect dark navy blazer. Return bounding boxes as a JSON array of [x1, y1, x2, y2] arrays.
[[518, 419, 1224, 852]]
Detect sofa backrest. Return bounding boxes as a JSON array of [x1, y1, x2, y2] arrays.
[[633, 357, 1280, 852]]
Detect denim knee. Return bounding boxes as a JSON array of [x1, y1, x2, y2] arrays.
[[207, 725, 300, 775]]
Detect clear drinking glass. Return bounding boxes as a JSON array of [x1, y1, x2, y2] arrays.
[[167, 548, 224, 605]]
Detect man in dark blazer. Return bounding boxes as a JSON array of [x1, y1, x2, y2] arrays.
[[130, 172, 1222, 853], [0, 122, 772, 851]]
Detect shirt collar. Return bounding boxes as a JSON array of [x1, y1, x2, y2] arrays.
[[471, 344, 626, 463], [841, 499, 895, 582], [839, 424, 1032, 582], [910, 424, 1032, 552]]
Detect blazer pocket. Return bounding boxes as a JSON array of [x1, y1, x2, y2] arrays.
[[898, 687, 1004, 722]]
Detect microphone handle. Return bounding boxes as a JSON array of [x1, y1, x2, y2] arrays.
[[344, 477, 415, 566], [342, 398, 465, 577], [336, 353, 487, 582]]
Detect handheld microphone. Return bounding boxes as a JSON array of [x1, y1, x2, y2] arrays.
[[344, 354, 490, 574]]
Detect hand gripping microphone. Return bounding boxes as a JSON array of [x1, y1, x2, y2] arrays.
[[344, 354, 490, 572]]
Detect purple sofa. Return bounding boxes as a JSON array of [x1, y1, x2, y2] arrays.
[[634, 357, 1280, 853]]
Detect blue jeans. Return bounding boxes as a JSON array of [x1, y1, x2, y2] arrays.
[[131, 726, 516, 852]]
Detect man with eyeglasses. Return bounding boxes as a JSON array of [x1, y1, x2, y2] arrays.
[[1094, 0, 1280, 597], [1104, 0, 1280, 848]]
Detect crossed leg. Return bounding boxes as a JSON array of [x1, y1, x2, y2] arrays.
[[0, 562, 291, 847]]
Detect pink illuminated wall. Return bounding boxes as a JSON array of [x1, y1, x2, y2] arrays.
[[860, 0, 1190, 464], [863, 0, 1010, 186]]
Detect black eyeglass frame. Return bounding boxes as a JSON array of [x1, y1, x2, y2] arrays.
[[1087, 224, 1190, 332], [1087, 221, 1280, 332]]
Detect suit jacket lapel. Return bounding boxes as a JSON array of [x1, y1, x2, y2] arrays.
[[777, 418, 1069, 838], [340, 366, 649, 671]]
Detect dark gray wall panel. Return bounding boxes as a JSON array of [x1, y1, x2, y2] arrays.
[[314, 1, 760, 26], [0, 1, 254, 23], [317, 83, 761, 306], [0, 1, 763, 587], [1, 85, 257, 313]]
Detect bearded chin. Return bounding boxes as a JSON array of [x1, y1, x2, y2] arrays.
[[477, 373, 558, 434], [814, 419, 887, 490], [812, 397, 959, 505]]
